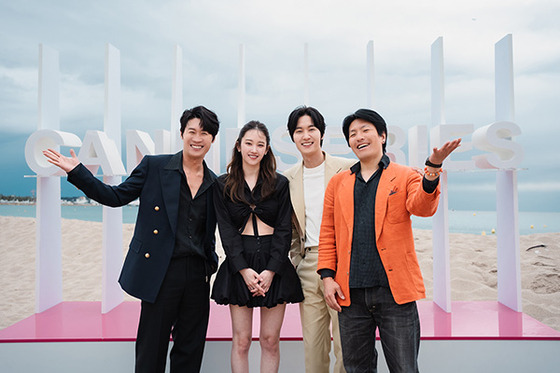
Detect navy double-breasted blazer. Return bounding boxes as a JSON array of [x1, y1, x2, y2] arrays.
[[67, 152, 218, 303]]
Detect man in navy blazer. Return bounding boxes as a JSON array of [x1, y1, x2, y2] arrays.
[[44, 106, 220, 373]]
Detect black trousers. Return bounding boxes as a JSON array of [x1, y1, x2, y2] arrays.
[[135, 256, 210, 373]]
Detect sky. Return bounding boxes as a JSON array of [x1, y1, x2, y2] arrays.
[[0, 0, 559, 211]]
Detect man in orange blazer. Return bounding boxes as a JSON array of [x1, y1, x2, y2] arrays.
[[318, 108, 461, 373]]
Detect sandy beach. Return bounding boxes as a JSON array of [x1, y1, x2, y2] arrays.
[[1, 215, 559, 331]]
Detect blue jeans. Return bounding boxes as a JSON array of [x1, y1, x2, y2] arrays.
[[338, 287, 420, 373]]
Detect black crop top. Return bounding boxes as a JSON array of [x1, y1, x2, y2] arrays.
[[213, 173, 292, 274]]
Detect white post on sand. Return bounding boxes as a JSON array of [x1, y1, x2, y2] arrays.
[[170, 44, 183, 154], [223, 43, 247, 171], [102, 43, 124, 313], [430, 37, 452, 313], [495, 34, 522, 312], [366, 40, 374, 109], [35, 44, 63, 313], [197, 45, 221, 173], [237, 44, 246, 129], [303, 43, 309, 106], [151, 46, 183, 157]]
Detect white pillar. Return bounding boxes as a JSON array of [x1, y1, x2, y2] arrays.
[[170, 45, 183, 153], [102, 43, 124, 313], [430, 37, 452, 312], [194, 43, 221, 172], [237, 44, 246, 129], [35, 44, 63, 313], [366, 40, 374, 109], [303, 43, 309, 106], [495, 34, 522, 312]]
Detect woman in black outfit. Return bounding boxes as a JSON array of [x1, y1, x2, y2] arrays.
[[212, 120, 303, 372]]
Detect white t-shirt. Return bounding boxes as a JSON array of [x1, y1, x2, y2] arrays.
[[303, 162, 325, 248]]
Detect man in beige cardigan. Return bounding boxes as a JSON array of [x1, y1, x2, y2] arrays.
[[284, 106, 355, 373]]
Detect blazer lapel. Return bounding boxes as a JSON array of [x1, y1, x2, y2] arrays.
[[161, 152, 182, 236], [287, 163, 306, 234], [324, 153, 340, 181]]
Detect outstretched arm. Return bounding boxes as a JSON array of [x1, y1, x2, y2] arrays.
[[44, 147, 144, 207], [424, 138, 462, 181], [429, 138, 462, 165], [43, 148, 80, 173]]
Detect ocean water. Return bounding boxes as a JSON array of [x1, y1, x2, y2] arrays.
[[0, 204, 140, 224], [410, 210, 559, 235], [0, 203, 557, 235]]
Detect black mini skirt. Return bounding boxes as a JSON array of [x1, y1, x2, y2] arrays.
[[211, 235, 304, 308]]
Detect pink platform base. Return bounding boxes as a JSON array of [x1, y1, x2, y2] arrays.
[[1, 300, 559, 343]]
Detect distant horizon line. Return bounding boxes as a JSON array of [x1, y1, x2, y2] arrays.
[[2, 198, 558, 214]]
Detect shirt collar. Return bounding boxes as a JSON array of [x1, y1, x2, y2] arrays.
[[172, 153, 216, 197], [350, 154, 390, 175]]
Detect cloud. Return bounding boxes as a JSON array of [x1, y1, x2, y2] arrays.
[[0, 65, 38, 133], [1, 0, 559, 210]]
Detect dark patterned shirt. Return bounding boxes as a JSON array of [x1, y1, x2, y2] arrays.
[[349, 155, 390, 288]]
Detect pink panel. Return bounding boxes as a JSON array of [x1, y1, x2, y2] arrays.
[[1, 301, 559, 343]]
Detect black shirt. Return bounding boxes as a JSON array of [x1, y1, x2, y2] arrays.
[[172, 158, 215, 258], [349, 155, 390, 288], [213, 173, 292, 274]]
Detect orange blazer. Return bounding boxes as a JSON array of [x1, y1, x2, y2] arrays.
[[317, 161, 440, 306]]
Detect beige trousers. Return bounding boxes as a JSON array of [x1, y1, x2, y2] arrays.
[[296, 248, 346, 373]]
